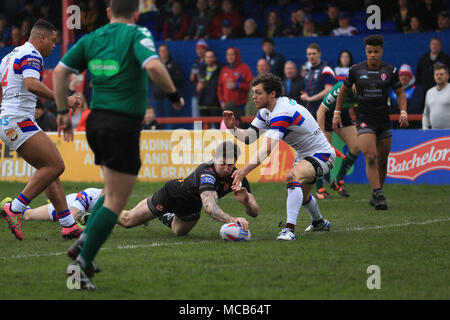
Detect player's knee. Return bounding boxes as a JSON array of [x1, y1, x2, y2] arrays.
[[286, 170, 297, 183], [364, 153, 377, 167], [53, 161, 65, 177], [172, 227, 189, 236]]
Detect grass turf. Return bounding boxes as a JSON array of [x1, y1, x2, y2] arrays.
[[0, 181, 449, 300]]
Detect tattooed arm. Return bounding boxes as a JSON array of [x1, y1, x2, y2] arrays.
[[200, 190, 249, 230]]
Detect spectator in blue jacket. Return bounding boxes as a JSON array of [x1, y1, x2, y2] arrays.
[[389, 64, 425, 128]]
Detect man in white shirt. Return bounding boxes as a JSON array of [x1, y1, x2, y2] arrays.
[[0, 19, 81, 240], [423, 63, 450, 129], [223, 73, 335, 241]]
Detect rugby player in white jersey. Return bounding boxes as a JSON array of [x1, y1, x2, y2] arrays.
[[0, 19, 82, 240], [23, 188, 103, 226], [223, 73, 335, 240]]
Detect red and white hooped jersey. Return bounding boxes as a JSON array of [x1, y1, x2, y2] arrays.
[[251, 97, 333, 160], [0, 42, 44, 117]]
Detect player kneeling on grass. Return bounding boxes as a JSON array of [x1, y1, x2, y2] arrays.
[[224, 73, 335, 241], [118, 141, 259, 235], [22, 188, 104, 226]]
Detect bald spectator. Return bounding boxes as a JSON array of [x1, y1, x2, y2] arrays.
[[282, 61, 304, 103], [423, 63, 450, 129], [416, 37, 450, 92], [245, 58, 270, 116]]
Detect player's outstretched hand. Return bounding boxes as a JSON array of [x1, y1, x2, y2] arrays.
[[231, 217, 249, 231], [171, 97, 185, 111], [57, 113, 74, 142], [223, 110, 236, 129], [232, 185, 249, 203], [231, 169, 245, 188]]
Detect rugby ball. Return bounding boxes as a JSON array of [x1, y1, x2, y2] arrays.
[[219, 222, 251, 241]]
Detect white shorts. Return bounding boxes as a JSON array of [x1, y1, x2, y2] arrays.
[[0, 114, 41, 151], [294, 149, 336, 178]]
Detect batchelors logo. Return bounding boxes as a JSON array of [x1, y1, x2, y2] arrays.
[[387, 137, 450, 181]]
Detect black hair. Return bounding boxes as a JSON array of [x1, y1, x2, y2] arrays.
[[337, 49, 354, 67], [364, 35, 384, 47], [32, 19, 57, 33]]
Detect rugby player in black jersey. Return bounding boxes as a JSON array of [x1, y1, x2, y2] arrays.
[[118, 141, 258, 235], [333, 35, 408, 210]]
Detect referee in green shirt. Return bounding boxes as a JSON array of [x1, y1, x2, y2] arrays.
[[53, 0, 183, 289]]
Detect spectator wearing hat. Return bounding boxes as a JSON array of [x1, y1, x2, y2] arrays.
[[423, 63, 450, 129], [331, 12, 358, 36], [416, 37, 450, 92], [35, 100, 57, 132], [261, 38, 286, 79], [302, 15, 320, 37], [163, 0, 190, 40], [389, 64, 425, 128], [185, 0, 215, 40], [208, 0, 242, 38], [190, 39, 208, 117], [219, 19, 237, 40]]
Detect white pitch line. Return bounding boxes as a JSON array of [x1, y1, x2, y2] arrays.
[[1, 218, 449, 261]]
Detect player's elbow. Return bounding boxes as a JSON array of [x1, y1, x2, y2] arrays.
[[118, 212, 133, 228], [24, 78, 38, 94]]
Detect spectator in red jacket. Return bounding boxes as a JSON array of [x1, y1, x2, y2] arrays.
[[163, 0, 190, 40], [208, 0, 242, 38], [217, 47, 254, 116]]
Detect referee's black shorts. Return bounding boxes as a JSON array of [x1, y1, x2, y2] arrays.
[[86, 109, 142, 175]]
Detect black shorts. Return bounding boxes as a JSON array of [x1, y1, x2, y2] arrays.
[[356, 119, 392, 140], [146, 180, 201, 222], [325, 110, 353, 132], [86, 109, 142, 175]]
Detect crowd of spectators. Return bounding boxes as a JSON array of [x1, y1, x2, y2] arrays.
[[0, 0, 449, 130]]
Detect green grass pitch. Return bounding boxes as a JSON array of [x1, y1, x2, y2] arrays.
[[0, 181, 449, 300]]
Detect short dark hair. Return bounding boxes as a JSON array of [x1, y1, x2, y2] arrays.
[[433, 62, 449, 73], [31, 19, 57, 33], [251, 73, 283, 98], [364, 35, 384, 47], [214, 141, 241, 162], [110, 0, 139, 19], [262, 38, 274, 46]]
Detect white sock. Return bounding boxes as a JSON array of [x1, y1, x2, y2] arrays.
[[11, 198, 28, 213], [303, 195, 323, 222], [58, 212, 76, 227], [286, 182, 303, 226]]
